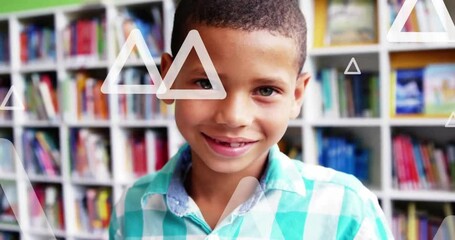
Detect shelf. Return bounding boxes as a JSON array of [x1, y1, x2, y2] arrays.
[[117, 119, 170, 127], [390, 190, 455, 202], [308, 118, 382, 127], [387, 43, 455, 52], [0, 223, 20, 232], [20, 120, 61, 127], [28, 227, 66, 238], [309, 45, 380, 57], [66, 120, 111, 128], [27, 175, 63, 183], [114, 0, 164, 7], [71, 176, 114, 186], [64, 58, 109, 70], [389, 118, 449, 127], [72, 231, 108, 240], [19, 62, 57, 73], [0, 172, 17, 181], [0, 121, 14, 127], [0, 64, 10, 74]]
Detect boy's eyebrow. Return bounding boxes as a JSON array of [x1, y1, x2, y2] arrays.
[[253, 77, 288, 87]]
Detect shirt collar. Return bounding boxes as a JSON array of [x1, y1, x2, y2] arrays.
[[140, 143, 306, 215]]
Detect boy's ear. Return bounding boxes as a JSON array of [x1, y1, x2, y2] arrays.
[[160, 53, 175, 104], [290, 72, 310, 119]]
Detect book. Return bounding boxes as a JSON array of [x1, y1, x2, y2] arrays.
[[326, 0, 377, 46], [394, 68, 424, 115], [423, 64, 455, 116]]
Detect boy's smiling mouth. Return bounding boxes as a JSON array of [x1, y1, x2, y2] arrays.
[[201, 133, 259, 157]]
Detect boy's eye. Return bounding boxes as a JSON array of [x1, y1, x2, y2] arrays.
[[255, 87, 277, 96], [195, 79, 213, 89]]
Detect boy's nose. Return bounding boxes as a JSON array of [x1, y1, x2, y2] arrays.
[[213, 93, 253, 128]]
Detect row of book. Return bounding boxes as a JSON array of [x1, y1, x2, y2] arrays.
[[389, 0, 445, 33], [20, 25, 56, 63], [63, 16, 106, 62], [29, 184, 64, 230], [392, 134, 455, 190], [118, 68, 173, 120], [314, 0, 376, 47], [69, 129, 111, 181], [0, 184, 17, 224], [316, 129, 370, 183], [392, 203, 455, 240], [74, 187, 111, 234], [116, 6, 164, 58], [0, 31, 9, 64], [24, 73, 59, 121], [124, 129, 168, 179], [315, 68, 380, 118], [391, 63, 455, 116], [22, 130, 61, 177], [62, 72, 109, 121]]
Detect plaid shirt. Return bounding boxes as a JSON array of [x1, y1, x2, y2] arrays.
[[109, 144, 393, 239]]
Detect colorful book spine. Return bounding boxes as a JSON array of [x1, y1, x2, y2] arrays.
[[392, 133, 455, 190], [315, 129, 370, 183], [24, 73, 59, 121], [22, 130, 60, 176], [63, 16, 106, 61], [74, 187, 112, 234], [69, 128, 111, 180], [20, 25, 55, 63], [316, 68, 380, 118]]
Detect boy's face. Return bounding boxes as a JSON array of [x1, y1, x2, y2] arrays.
[[161, 26, 309, 174]]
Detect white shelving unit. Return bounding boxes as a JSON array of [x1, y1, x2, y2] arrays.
[[0, 0, 180, 239], [301, 0, 455, 230]]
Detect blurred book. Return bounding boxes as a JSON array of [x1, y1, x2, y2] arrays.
[[69, 128, 111, 181], [315, 128, 370, 183], [20, 25, 55, 63], [74, 187, 111, 234], [24, 73, 59, 121], [22, 129, 61, 177], [29, 184, 64, 230], [0, 184, 18, 224], [315, 68, 380, 118], [423, 64, 455, 116], [326, 0, 377, 46], [62, 72, 109, 121], [63, 15, 106, 62]]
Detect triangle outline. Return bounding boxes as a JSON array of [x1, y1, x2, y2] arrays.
[[214, 177, 284, 239], [445, 112, 455, 127], [0, 139, 57, 239], [156, 29, 227, 99], [344, 57, 361, 75], [0, 85, 25, 111], [101, 28, 162, 94], [387, 0, 455, 42]]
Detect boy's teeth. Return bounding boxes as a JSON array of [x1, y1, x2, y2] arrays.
[[212, 138, 246, 147]]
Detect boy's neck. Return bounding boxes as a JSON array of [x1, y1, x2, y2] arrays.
[[185, 150, 269, 227]]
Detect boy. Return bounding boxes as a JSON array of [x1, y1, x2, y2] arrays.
[[109, 0, 393, 239]]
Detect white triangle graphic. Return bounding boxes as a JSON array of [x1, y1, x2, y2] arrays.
[[0, 85, 25, 111], [445, 112, 455, 127], [101, 29, 162, 94], [387, 0, 455, 42], [344, 57, 361, 75], [0, 139, 57, 239], [156, 30, 227, 99], [214, 177, 284, 239]]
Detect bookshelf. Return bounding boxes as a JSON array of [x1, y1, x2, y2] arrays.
[[302, 0, 455, 239], [0, 0, 454, 239]]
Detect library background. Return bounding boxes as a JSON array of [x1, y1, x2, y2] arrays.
[[0, 0, 454, 239]]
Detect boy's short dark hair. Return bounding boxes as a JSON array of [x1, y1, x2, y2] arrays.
[[171, 0, 307, 73]]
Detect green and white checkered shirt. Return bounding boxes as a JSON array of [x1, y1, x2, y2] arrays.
[[109, 144, 393, 239]]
